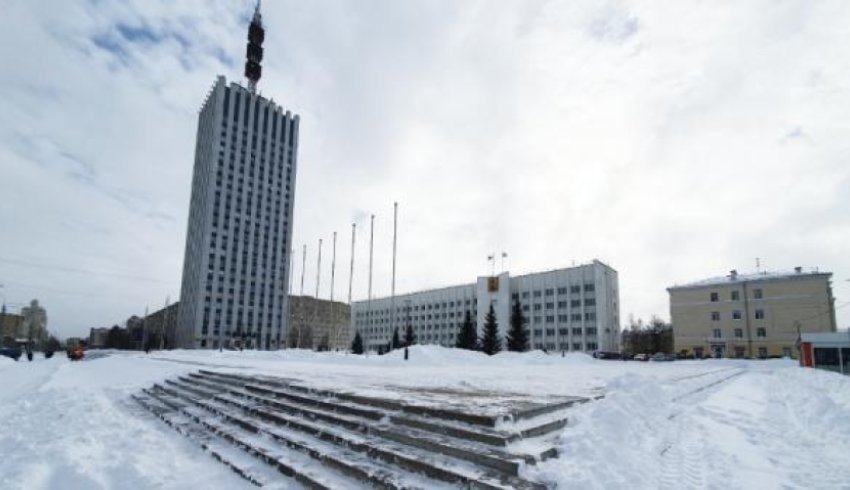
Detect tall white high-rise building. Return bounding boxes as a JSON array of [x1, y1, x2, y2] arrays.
[[176, 6, 298, 349]]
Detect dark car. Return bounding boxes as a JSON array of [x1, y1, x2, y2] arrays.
[[649, 352, 676, 362], [593, 351, 623, 360], [0, 347, 23, 361]]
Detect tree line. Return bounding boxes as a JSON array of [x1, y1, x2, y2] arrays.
[[350, 299, 532, 356]]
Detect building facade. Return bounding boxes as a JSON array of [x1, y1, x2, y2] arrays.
[[799, 332, 850, 375], [176, 73, 299, 350], [287, 295, 351, 351], [352, 260, 620, 353], [145, 302, 179, 350], [668, 268, 836, 359]]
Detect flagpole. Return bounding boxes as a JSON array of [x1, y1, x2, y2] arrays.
[[367, 214, 375, 353], [390, 202, 398, 342]]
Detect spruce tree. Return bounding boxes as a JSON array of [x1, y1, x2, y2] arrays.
[[506, 299, 529, 352], [455, 310, 478, 350], [351, 331, 364, 354], [404, 324, 417, 346], [391, 327, 401, 350], [480, 304, 501, 355]]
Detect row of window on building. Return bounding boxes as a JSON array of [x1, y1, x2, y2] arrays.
[[709, 288, 763, 302], [711, 327, 768, 339], [710, 309, 766, 321]]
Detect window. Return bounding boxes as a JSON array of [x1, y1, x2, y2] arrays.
[[557, 287, 568, 295], [753, 288, 763, 299], [533, 290, 542, 298], [584, 298, 596, 307], [586, 327, 597, 335], [570, 286, 581, 294], [755, 309, 765, 320], [710, 292, 719, 302], [757, 327, 766, 338], [732, 310, 742, 320], [521, 292, 530, 299], [782, 347, 792, 358], [545, 302, 554, 310], [758, 347, 768, 358], [584, 284, 595, 292], [545, 316, 555, 323], [711, 311, 720, 321], [734, 347, 746, 358], [712, 328, 722, 338], [533, 304, 542, 311], [571, 300, 581, 308], [585, 312, 596, 321], [545, 288, 554, 296], [734, 328, 743, 338], [731, 291, 740, 301]]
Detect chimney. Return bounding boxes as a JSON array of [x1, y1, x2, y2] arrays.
[[794, 266, 802, 274], [729, 270, 738, 280]]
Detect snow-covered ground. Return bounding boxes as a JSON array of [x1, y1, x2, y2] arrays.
[[1, 347, 848, 489]]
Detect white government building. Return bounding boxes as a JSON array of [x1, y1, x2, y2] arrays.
[[352, 260, 621, 353]]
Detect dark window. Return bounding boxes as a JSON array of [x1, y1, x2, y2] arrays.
[[584, 284, 595, 292], [711, 311, 720, 321], [734, 328, 743, 338], [733, 310, 742, 320], [757, 327, 766, 337], [755, 309, 765, 320], [753, 288, 763, 299], [710, 292, 719, 302], [713, 328, 722, 338], [731, 290, 740, 301]]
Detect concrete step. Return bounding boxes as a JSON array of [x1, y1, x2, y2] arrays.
[[194, 370, 568, 455], [133, 392, 291, 488], [145, 386, 350, 490], [159, 380, 544, 490], [154, 383, 443, 490]]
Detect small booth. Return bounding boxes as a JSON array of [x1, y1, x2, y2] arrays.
[[800, 332, 850, 375]]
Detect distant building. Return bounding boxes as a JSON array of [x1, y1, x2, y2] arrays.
[[799, 332, 850, 375], [88, 327, 110, 349], [20, 299, 48, 345], [287, 296, 350, 351], [1, 308, 24, 347], [668, 267, 837, 359], [144, 302, 179, 350], [126, 315, 144, 350], [175, 6, 298, 350], [352, 260, 621, 354]]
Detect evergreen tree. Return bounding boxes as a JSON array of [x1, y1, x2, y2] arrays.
[[455, 310, 478, 350], [404, 324, 417, 346], [391, 327, 401, 350], [506, 299, 529, 352], [480, 304, 501, 355], [351, 331, 364, 354]]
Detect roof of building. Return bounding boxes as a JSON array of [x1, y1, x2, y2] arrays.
[[801, 331, 850, 345], [668, 268, 832, 291]]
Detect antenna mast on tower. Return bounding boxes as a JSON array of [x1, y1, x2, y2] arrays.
[[244, 1, 265, 93]]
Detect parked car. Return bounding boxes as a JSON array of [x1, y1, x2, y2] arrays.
[[650, 353, 676, 362], [593, 351, 623, 360], [633, 353, 650, 362], [0, 347, 23, 361]]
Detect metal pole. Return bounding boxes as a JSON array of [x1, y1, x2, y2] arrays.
[[348, 224, 356, 304], [330, 232, 337, 302], [312, 238, 322, 351], [344, 223, 356, 351], [160, 296, 169, 350], [391, 202, 398, 341], [367, 214, 375, 352], [330, 231, 337, 349], [299, 244, 306, 348]]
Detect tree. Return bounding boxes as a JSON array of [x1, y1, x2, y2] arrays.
[[455, 310, 478, 350], [351, 331, 364, 354], [404, 324, 417, 347], [506, 299, 529, 352], [391, 327, 401, 350], [318, 333, 330, 352], [104, 325, 130, 349], [44, 335, 62, 353], [480, 304, 501, 355]]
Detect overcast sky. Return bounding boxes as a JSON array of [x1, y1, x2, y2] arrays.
[[1, 0, 848, 339]]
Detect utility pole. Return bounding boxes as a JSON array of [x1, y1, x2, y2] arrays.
[[298, 244, 306, 348]]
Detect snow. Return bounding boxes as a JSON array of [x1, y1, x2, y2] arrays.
[[1, 348, 849, 489]]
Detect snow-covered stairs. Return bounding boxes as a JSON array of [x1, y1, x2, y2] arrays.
[[134, 369, 584, 489]]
